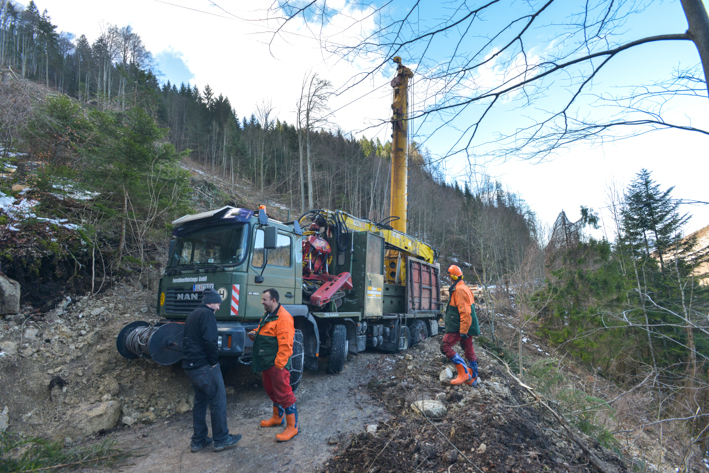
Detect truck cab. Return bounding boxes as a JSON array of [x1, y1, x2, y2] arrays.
[[155, 206, 303, 363]]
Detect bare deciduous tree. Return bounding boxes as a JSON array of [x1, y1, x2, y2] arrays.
[[271, 0, 709, 164], [296, 71, 331, 212], [256, 100, 274, 195]]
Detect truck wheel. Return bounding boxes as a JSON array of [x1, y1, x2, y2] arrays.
[[326, 325, 347, 374], [409, 320, 428, 346], [289, 329, 304, 392], [396, 325, 411, 353]]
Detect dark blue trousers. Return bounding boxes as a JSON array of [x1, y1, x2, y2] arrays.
[[184, 363, 229, 444]]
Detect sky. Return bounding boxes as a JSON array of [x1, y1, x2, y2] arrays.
[[36, 0, 709, 238]]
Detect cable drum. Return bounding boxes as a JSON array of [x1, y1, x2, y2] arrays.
[[126, 325, 158, 358], [116, 321, 184, 366]]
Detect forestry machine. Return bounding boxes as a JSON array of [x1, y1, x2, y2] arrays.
[[116, 58, 442, 383]]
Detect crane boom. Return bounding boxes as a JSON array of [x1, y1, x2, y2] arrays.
[[390, 57, 413, 235]]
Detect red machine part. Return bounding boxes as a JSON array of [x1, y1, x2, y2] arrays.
[[305, 272, 353, 307], [302, 234, 331, 276]]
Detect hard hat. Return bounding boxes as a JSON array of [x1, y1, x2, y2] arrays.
[[448, 265, 462, 277]]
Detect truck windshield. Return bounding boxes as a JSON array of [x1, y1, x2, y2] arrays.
[[169, 224, 247, 267]]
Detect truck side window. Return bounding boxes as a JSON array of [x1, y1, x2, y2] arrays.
[[252, 229, 292, 268], [252, 230, 265, 267]]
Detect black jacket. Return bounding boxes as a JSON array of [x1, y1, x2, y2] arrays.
[[182, 304, 219, 369]]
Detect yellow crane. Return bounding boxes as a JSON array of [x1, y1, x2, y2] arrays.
[[307, 58, 434, 286]]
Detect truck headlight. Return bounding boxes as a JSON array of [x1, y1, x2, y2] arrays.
[[160, 292, 165, 306], [217, 335, 223, 349]]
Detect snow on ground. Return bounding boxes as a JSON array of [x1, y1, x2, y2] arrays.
[[52, 183, 99, 201], [264, 199, 289, 210], [0, 191, 79, 230]]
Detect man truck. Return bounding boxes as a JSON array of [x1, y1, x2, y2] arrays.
[[115, 58, 442, 381]]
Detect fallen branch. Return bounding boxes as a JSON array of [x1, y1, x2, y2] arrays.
[[612, 413, 709, 435], [363, 426, 400, 472]]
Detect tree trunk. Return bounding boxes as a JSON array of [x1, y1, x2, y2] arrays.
[[260, 134, 265, 194], [681, 0, 709, 95], [0, 0, 6, 66], [306, 127, 314, 209], [632, 257, 658, 373], [117, 189, 128, 268], [298, 128, 305, 213]]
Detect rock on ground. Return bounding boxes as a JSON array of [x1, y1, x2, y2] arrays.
[[0, 341, 17, 357], [439, 366, 454, 383], [62, 400, 121, 438], [411, 399, 447, 418], [0, 406, 8, 432], [0, 274, 20, 315]]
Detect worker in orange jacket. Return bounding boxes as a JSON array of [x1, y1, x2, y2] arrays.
[[441, 265, 480, 387], [248, 288, 298, 442]]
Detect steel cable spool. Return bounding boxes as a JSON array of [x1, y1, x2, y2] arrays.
[[116, 321, 151, 360], [126, 325, 157, 358], [116, 321, 184, 365]]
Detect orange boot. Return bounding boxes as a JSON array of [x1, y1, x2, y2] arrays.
[[260, 404, 284, 427], [449, 354, 472, 385], [276, 404, 298, 442]]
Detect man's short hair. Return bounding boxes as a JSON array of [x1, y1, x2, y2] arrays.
[[263, 288, 279, 302]]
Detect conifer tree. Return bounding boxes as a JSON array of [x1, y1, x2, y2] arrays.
[[620, 169, 691, 274]]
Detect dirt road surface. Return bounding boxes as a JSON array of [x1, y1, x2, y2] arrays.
[[103, 352, 392, 473]]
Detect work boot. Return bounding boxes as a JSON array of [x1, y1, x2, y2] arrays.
[[189, 437, 213, 453], [466, 360, 479, 387], [449, 354, 472, 386], [276, 404, 298, 442], [213, 433, 242, 452], [260, 404, 285, 427]]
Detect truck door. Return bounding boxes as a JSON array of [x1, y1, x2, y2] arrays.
[[249, 227, 297, 309]]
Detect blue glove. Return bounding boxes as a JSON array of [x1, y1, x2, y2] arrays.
[[460, 333, 469, 341]]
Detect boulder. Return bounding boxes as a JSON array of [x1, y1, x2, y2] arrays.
[[0, 275, 20, 315], [64, 401, 121, 437], [411, 400, 447, 418], [121, 416, 135, 426], [175, 400, 191, 414], [137, 411, 157, 424], [0, 341, 18, 357], [0, 406, 9, 432], [24, 327, 38, 339], [439, 366, 454, 383]]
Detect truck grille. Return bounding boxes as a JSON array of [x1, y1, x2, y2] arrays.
[[165, 287, 202, 314]]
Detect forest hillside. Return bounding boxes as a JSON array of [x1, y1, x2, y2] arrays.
[[0, 2, 708, 471]]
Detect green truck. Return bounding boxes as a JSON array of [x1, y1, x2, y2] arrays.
[[116, 206, 442, 381]]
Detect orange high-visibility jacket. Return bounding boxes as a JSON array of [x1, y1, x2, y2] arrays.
[[449, 280, 474, 334], [252, 304, 295, 371]]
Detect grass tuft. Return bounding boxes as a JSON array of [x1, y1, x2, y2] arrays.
[[0, 431, 141, 472]]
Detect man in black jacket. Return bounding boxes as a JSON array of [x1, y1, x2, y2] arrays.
[[182, 288, 241, 452]]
